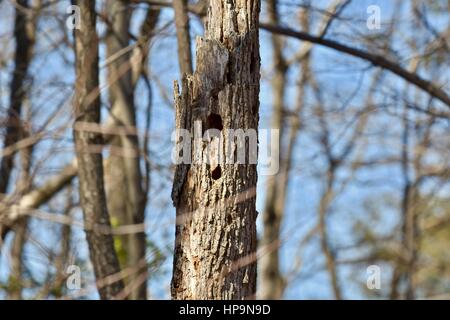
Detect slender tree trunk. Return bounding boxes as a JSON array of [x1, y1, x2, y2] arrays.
[[73, 0, 124, 299], [314, 86, 342, 300], [7, 103, 33, 300], [131, 8, 160, 87], [0, 0, 35, 194], [399, 91, 422, 300], [105, 0, 147, 300], [171, 0, 261, 299], [259, 0, 345, 299], [173, 0, 193, 75], [37, 185, 73, 299], [8, 219, 26, 299], [0, 0, 37, 240], [318, 167, 342, 300], [259, 0, 286, 300], [391, 57, 421, 300], [400, 105, 413, 299]]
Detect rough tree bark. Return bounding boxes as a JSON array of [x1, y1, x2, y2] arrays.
[[171, 0, 261, 299], [73, 0, 124, 299]]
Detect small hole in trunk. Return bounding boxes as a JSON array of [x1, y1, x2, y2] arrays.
[[207, 113, 223, 131], [211, 165, 222, 180]]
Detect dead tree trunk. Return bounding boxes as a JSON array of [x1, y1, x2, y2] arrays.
[[73, 0, 124, 299], [171, 0, 261, 299]]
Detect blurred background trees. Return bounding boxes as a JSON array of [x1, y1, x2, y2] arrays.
[[0, 0, 448, 299]]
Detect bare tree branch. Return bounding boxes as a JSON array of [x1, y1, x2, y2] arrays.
[[259, 23, 450, 108]]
